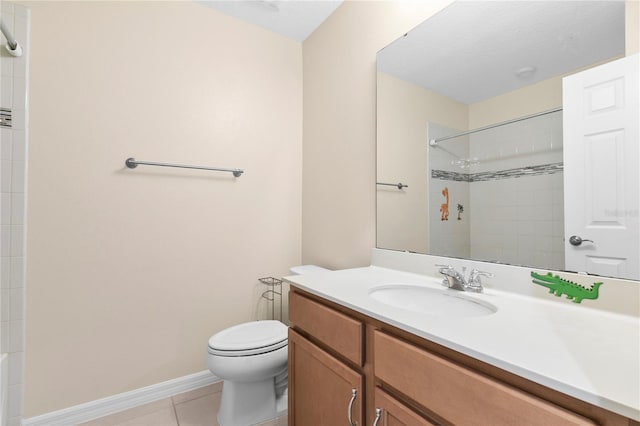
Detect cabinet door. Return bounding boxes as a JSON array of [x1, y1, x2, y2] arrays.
[[373, 388, 435, 426], [289, 329, 363, 426]]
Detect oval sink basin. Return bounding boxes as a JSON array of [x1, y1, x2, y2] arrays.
[[369, 284, 497, 317]]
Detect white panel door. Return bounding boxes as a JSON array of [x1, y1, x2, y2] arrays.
[[563, 54, 639, 280]]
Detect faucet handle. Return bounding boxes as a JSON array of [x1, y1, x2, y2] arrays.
[[435, 264, 465, 273], [469, 269, 494, 278], [435, 264, 455, 274], [436, 264, 453, 287], [466, 269, 494, 292]]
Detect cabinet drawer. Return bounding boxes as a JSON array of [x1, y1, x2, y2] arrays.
[[374, 331, 596, 426], [289, 291, 363, 365]]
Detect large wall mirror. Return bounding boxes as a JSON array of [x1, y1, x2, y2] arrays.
[[376, 1, 639, 280]]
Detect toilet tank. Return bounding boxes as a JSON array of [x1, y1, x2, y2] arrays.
[[289, 265, 329, 275]]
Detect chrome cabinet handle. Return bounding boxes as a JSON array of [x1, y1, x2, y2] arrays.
[[348, 388, 358, 426], [569, 235, 594, 246], [372, 408, 382, 426]]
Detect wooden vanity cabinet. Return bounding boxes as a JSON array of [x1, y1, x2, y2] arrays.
[[288, 287, 637, 426], [288, 291, 364, 426]]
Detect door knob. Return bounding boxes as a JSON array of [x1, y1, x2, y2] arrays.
[[569, 235, 594, 246]]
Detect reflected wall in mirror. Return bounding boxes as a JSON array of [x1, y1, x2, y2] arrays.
[[376, 1, 639, 280]]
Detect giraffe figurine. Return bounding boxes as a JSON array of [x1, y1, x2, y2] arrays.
[[440, 187, 449, 221]]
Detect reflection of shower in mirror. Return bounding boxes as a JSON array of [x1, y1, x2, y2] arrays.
[[427, 110, 565, 269], [450, 158, 480, 169], [0, 17, 23, 56]]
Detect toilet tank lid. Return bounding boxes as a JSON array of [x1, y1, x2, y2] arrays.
[[289, 265, 329, 275], [208, 320, 287, 351]]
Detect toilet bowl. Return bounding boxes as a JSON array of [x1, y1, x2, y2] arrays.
[[207, 265, 329, 425], [207, 320, 288, 426]]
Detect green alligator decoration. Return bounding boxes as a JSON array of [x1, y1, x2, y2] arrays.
[[531, 271, 603, 304]]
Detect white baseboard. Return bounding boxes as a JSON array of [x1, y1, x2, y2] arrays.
[[22, 370, 220, 426]]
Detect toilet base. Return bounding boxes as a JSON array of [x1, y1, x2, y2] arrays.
[[276, 388, 288, 414], [218, 379, 286, 426]]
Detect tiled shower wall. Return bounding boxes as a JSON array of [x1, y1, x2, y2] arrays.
[[430, 111, 564, 270], [468, 111, 564, 270], [0, 2, 29, 425], [428, 122, 471, 258]]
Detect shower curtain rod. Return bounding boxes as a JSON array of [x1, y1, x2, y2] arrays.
[[0, 18, 22, 56], [429, 107, 562, 146]]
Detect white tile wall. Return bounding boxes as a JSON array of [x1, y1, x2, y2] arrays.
[[471, 174, 562, 267], [428, 122, 471, 257], [429, 111, 564, 270], [468, 112, 564, 269], [1, 353, 6, 426], [469, 111, 563, 173], [0, 2, 29, 424]]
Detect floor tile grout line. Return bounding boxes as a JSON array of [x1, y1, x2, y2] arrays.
[[171, 398, 180, 426]]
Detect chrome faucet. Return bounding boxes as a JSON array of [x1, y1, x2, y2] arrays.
[[437, 265, 468, 291], [437, 265, 494, 293]]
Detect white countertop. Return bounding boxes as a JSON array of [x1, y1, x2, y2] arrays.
[[284, 265, 640, 421]]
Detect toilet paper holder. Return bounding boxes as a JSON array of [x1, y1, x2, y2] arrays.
[[259, 277, 283, 321]]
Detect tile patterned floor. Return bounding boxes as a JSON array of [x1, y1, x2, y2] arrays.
[[78, 382, 287, 426]]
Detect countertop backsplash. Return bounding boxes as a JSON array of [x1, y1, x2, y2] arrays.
[[371, 248, 640, 318]]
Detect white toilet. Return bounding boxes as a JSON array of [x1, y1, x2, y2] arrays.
[[207, 320, 288, 425], [207, 265, 328, 426]]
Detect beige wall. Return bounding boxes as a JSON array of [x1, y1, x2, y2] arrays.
[[468, 77, 562, 129], [301, 0, 452, 269], [468, 54, 629, 128], [24, 1, 301, 417], [627, 0, 640, 56], [377, 72, 467, 253]]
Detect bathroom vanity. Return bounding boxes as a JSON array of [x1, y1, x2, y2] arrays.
[[285, 251, 640, 426]]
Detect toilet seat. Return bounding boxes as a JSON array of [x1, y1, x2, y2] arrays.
[[208, 320, 288, 357]]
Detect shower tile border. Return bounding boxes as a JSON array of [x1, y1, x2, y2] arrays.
[[431, 162, 563, 183]]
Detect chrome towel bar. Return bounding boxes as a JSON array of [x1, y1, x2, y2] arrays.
[[377, 182, 408, 190], [125, 158, 244, 177]]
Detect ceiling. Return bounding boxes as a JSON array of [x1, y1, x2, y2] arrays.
[[377, 1, 625, 104], [197, 0, 343, 42], [196, 1, 625, 102]]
